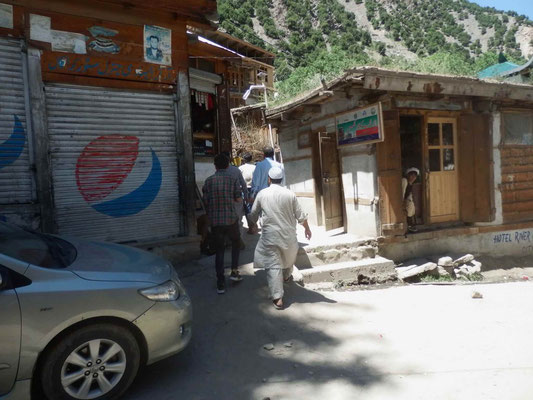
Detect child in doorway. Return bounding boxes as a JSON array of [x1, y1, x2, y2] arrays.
[[402, 167, 419, 233]]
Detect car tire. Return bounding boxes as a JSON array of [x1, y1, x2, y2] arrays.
[[40, 323, 141, 400]]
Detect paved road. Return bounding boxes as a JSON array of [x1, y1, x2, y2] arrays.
[[125, 237, 533, 400]]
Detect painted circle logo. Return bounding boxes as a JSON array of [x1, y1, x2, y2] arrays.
[[76, 135, 162, 217], [0, 115, 25, 170]]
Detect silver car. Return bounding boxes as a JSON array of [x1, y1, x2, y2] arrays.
[[0, 222, 192, 400]]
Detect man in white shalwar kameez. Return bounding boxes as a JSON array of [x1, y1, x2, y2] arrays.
[[250, 167, 312, 309]]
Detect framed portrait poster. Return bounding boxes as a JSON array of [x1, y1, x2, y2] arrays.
[[144, 25, 172, 66], [336, 102, 384, 147]]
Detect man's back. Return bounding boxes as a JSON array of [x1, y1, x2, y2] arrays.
[[203, 169, 240, 227], [239, 163, 255, 188], [251, 184, 306, 248], [251, 158, 283, 195]]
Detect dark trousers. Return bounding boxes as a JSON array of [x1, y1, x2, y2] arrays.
[[212, 222, 240, 282]]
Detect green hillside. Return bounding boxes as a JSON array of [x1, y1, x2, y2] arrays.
[[218, 0, 533, 97]]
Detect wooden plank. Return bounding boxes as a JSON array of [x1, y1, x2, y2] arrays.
[[216, 79, 232, 153], [176, 69, 196, 236], [42, 71, 176, 92], [294, 192, 315, 198], [27, 48, 56, 233], [11, 0, 207, 28], [376, 110, 405, 235], [41, 51, 178, 84]]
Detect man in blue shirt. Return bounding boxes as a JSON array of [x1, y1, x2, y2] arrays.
[[251, 146, 284, 198]]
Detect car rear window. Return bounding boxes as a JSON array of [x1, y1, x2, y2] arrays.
[[0, 223, 76, 268]]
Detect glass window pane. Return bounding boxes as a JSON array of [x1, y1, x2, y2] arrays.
[[503, 113, 533, 145], [429, 149, 441, 171], [442, 123, 454, 145], [443, 149, 455, 171], [428, 123, 440, 145]]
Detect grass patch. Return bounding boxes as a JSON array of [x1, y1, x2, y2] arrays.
[[420, 274, 454, 282]]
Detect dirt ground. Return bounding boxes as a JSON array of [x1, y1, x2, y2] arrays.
[[124, 233, 533, 400]]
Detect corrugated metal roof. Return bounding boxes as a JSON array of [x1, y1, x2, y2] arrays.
[[477, 61, 519, 79]]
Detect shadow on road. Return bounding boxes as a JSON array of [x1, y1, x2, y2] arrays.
[[126, 231, 390, 400]]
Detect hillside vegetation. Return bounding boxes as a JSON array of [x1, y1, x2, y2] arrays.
[[218, 0, 533, 99]]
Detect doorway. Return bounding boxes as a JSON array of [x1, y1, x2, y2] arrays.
[[318, 132, 344, 231], [398, 114, 459, 228], [400, 115, 424, 227]]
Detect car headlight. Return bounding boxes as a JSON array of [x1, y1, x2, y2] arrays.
[[139, 280, 180, 301]]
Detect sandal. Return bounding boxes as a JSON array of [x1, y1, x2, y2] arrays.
[[272, 299, 283, 310]]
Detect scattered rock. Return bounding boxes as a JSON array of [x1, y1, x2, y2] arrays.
[[396, 262, 437, 280], [470, 260, 482, 273], [283, 341, 293, 348], [472, 291, 483, 299], [263, 343, 274, 351], [438, 256, 454, 267], [437, 265, 451, 277], [453, 254, 474, 266], [292, 267, 304, 285]]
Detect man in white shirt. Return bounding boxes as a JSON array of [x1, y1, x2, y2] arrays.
[[239, 152, 257, 234], [250, 167, 312, 310]]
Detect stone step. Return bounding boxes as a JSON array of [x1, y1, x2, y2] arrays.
[[296, 239, 378, 268], [299, 256, 396, 284]]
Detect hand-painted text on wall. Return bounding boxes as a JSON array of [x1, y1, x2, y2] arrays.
[[493, 230, 532, 244], [44, 53, 177, 84]]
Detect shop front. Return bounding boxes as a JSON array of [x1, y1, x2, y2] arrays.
[[264, 68, 533, 259], [0, 0, 217, 250]]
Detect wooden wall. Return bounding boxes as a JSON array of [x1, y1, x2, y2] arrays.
[[501, 145, 533, 222]]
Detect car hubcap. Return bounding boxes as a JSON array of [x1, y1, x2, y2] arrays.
[[60, 339, 127, 399]]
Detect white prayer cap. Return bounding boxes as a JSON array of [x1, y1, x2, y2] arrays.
[[268, 166, 284, 180], [406, 167, 420, 175]]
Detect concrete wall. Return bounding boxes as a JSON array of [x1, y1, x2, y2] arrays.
[[195, 158, 216, 191], [381, 226, 533, 262]]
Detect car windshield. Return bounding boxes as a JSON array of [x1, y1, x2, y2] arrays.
[[0, 223, 77, 268]]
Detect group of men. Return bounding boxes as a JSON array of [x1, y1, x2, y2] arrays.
[[202, 147, 312, 310]]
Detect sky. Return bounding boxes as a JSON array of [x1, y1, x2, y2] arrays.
[[472, 0, 533, 20]]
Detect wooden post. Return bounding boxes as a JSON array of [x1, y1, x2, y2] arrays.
[[27, 48, 56, 233], [175, 70, 197, 236]]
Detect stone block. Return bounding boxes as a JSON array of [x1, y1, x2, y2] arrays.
[[438, 256, 453, 267], [396, 262, 437, 280], [453, 254, 474, 266]]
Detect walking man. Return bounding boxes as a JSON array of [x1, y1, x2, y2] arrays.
[[239, 152, 258, 234], [203, 153, 243, 294], [250, 146, 283, 198], [250, 167, 312, 309]]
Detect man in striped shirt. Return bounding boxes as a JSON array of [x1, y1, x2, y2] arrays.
[[203, 153, 243, 294]]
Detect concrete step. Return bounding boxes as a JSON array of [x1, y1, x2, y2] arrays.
[[299, 256, 396, 284], [296, 238, 378, 268]]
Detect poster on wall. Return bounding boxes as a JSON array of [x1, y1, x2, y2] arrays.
[[336, 102, 384, 147], [0, 3, 13, 29], [144, 25, 171, 66]]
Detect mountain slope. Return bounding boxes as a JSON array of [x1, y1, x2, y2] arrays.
[[218, 0, 533, 81]]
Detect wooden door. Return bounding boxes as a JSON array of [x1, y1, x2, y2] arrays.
[[377, 110, 405, 235], [458, 114, 494, 222], [319, 132, 344, 230], [426, 117, 459, 223]]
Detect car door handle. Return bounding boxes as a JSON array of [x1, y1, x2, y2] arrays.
[[0, 363, 11, 370]]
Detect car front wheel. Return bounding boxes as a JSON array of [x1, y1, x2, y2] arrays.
[[40, 324, 140, 400]]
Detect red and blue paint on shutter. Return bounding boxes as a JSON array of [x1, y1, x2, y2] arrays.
[[0, 115, 25, 170], [76, 135, 162, 217]]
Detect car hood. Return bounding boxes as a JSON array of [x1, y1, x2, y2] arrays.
[[65, 237, 171, 284]]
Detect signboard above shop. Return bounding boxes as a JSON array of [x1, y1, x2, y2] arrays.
[[336, 102, 384, 147]]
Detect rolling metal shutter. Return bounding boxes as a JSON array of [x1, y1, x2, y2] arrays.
[[45, 84, 182, 243], [189, 67, 222, 94], [0, 37, 33, 205]]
